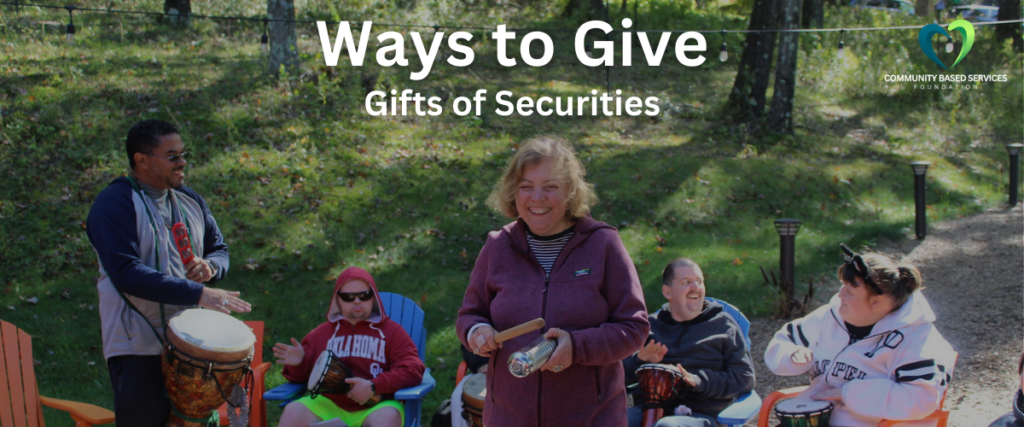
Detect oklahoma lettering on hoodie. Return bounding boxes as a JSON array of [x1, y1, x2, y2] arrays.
[[282, 267, 425, 412]]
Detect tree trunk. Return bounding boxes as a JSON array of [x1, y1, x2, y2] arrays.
[[767, 0, 800, 134], [562, 0, 607, 19], [996, 0, 1022, 52], [915, 0, 930, 18], [267, 0, 299, 77], [802, 0, 823, 28], [164, 0, 190, 26], [726, 0, 779, 123]]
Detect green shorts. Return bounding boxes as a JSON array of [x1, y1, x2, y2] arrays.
[[295, 395, 404, 427]]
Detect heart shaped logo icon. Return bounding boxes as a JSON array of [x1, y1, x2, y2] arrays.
[[918, 19, 975, 70]]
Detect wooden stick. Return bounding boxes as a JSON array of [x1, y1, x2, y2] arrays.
[[494, 318, 546, 343]]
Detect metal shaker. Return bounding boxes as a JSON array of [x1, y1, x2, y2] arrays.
[[508, 335, 558, 378]]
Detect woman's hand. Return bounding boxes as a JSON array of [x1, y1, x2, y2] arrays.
[[470, 325, 500, 357], [540, 328, 573, 373], [812, 387, 844, 404], [790, 348, 814, 365]]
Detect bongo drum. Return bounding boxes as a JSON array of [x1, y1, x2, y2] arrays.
[[635, 364, 684, 427], [308, 350, 382, 404], [162, 309, 255, 427], [461, 373, 487, 427], [308, 350, 355, 398], [775, 398, 834, 427]]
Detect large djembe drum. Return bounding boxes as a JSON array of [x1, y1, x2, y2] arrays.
[[636, 364, 685, 427], [162, 309, 255, 427]]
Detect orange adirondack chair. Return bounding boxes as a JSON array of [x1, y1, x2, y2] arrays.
[[217, 320, 271, 427], [757, 353, 958, 427], [1, 319, 115, 427]]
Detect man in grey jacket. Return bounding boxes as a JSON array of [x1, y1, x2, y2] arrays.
[[87, 119, 251, 426], [623, 258, 755, 427]]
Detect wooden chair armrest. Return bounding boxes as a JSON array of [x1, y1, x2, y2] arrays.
[[757, 386, 808, 427], [40, 395, 116, 425]]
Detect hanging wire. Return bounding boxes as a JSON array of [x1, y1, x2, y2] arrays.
[[1, 1, 1020, 35]]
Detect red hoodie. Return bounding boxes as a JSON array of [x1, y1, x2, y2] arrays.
[[282, 267, 425, 412]]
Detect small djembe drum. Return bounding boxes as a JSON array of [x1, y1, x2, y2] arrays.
[[636, 364, 684, 427], [775, 398, 834, 427], [162, 309, 255, 427], [461, 373, 487, 427], [308, 350, 380, 404]]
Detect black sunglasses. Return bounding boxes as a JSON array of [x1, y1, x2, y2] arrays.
[[839, 243, 884, 295], [337, 290, 374, 303]]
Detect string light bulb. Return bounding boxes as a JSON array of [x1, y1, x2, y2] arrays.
[[837, 29, 845, 55], [65, 6, 76, 45], [585, 41, 593, 56], [945, 37, 954, 53], [260, 18, 269, 53], [719, 30, 728, 62]]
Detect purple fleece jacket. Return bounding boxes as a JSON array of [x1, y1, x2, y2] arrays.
[[457, 216, 650, 427]]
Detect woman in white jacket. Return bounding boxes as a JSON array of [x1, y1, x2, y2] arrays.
[[765, 244, 956, 426]]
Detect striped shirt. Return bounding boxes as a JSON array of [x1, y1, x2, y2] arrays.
[[526, 225, 575, 276]]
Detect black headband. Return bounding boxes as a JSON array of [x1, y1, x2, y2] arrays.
[[839, 243, 884, 295]]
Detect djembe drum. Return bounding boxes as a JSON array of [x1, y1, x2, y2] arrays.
[[636, 364, 684, 427], [308, 350, 381, 404], [461, 373, 487, 427], [775, 398, 834, 427], [162, 309, 255, 427]]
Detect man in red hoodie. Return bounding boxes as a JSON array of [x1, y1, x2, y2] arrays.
[[273, 267, 426, 427]]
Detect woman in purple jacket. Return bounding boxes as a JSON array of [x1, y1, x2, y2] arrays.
[[456, 135, 650, 427]]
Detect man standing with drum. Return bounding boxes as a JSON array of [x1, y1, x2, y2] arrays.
[[623, 258, 756, 427], [87, 119, 251, 426], [273, 267, 425, 427]]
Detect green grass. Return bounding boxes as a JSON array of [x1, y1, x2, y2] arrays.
[[0, 0, 1020, 425]]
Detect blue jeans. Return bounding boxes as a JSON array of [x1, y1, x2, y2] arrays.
[[627, 405, 718, 427]]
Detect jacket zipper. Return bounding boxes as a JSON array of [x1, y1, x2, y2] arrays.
[[538, 271, 550, 427]]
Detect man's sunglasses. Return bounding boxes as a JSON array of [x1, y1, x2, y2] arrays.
[[839, 243, 884, 295], [337, 290, 374, 303], [150, 151, 191, 162]]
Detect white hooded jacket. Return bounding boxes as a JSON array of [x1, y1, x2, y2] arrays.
[[765, 291, 956, 426]]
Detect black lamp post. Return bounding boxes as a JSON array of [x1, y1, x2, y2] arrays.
[[774, 218, 802, 298], [1007, 144, 1022, 206], [910, 161, 930, 239]]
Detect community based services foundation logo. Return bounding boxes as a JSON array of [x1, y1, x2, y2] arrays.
[[918, 19, 975, 70], [884, 19, 1006, 90]]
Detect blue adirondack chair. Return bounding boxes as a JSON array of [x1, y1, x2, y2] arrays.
[[640, 297, 762, 427], [263, 292, 436, 427]]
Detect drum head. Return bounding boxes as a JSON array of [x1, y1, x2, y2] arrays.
[[168, 309, 255, 360], [309, 351, 333, 390], [462, 373, 487, 408], [775, 397, 833, 415]]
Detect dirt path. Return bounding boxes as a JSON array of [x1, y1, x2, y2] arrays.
[[747, 206, 1023, 426]]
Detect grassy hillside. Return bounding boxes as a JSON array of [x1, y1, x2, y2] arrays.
[[0, 0, 1020, 424]]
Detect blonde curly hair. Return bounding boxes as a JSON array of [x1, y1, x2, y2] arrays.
[[487, 135, 597, 220]]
